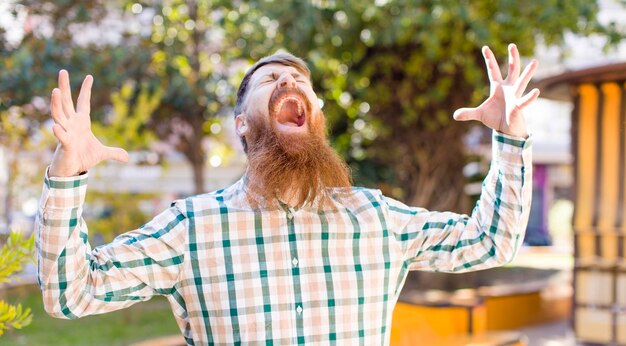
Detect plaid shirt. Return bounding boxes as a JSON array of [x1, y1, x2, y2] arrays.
[[36, 131, 532, 345]]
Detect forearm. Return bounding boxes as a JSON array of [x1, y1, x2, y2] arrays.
[[465, 131, 533, 268], [36, 218, 142, 319]]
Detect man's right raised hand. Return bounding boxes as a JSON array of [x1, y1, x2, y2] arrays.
[[49, 70, 129, 177]]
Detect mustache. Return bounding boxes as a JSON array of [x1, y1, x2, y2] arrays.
[[268, 86, 312, 117]]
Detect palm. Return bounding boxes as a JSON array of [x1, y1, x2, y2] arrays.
[[49, 70, 128, 177], [61, 130, 110, 172], [453, 44, 540, 138]]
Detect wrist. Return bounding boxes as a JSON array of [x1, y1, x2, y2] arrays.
[[498, 129, 529, 140], [48, 165, 82, 178]]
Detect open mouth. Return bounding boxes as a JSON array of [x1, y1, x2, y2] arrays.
[[269, 88, 309, 128]]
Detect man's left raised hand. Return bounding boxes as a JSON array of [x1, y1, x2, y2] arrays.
[[453, 43, 540, 138]]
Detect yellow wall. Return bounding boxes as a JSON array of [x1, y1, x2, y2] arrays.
[[575, 84, 599, 262], [575, 82, 625, 261], [574, 81, 626, 346], [575, 84, 598, 233]]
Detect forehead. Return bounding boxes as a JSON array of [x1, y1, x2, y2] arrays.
[[251, 63, 307, 80]]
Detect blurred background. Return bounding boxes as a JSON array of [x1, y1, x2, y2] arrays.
[[1, 0, 626, 345]]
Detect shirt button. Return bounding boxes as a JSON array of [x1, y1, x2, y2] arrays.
[[296, 305, 303, 315], [292, 258, 299, 267], [287, 211, 293, 219]]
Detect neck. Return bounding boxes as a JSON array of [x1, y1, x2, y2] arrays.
[[244, 169, 319, 208]]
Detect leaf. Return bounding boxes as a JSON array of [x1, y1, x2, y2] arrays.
[[0, 300, 33, 335], [0, 231, 35, 284]]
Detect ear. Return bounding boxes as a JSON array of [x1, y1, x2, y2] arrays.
[[235, 114, 248, 136]]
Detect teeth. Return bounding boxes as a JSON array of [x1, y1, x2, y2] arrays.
[[275, 96, 304, 117]]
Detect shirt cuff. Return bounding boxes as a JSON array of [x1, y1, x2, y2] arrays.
[[40, 167, 89, 210], [492, 130, 533, 168]]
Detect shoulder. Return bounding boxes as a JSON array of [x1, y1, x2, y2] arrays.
[[334, 187, 425, 220], [329, 186, 387, 211], [170, 179, 247, 215]]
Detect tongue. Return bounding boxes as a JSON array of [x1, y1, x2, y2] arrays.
[[295, 114, 305, 126], [277, 100, 302, 126]]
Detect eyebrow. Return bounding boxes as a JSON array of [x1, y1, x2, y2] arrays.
[[260, 70, 306, 81]]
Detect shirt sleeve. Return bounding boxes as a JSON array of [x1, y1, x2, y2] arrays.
[[383, 131, 533, 273], [35, 169, 188, 319]]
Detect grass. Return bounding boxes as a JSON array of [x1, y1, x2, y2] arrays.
[[2, 284, 181, 346]]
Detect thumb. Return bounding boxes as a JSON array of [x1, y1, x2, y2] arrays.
[[103, 146, 130, 163], [453, 107, 480, 122]]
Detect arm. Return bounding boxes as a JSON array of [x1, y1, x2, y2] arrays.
[[386, 43, 539, 272], [36, 70, 186, 318], [36, 172, 188, 318], [385, 130, 532, 272]]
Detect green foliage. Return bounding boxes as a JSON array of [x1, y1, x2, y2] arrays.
[[1, 0, 249, 194], [127, 0, 246, 193], [0, 231, 34, 284], [92, 82, 162, 150], [0, 230, 35, 336], [0, 301, 32, 336]]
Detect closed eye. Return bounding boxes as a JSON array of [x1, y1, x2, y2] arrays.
[[292, 73, 308, 84], [262, 73, 278, 84]]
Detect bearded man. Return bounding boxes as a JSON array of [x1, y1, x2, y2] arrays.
[[36, 44, 538, 345]]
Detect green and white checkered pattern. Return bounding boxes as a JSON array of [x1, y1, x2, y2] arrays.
[[36, 131, 532, 345]]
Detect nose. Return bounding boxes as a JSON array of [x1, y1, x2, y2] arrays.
[[277, 73, 297, 89]]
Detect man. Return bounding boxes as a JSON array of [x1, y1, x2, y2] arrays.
[[36, 44, 538, 345]]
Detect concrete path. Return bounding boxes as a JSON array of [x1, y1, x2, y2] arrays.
[[519, 321, 577, 346]]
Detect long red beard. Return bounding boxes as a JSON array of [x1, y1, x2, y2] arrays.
[[245, 109, 352, 209]]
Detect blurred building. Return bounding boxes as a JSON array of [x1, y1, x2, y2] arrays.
[[0, 141, 247, 235], [525, 99, 574, 247], [88, 151, 246, 197], [539, 62, 626, 346]]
